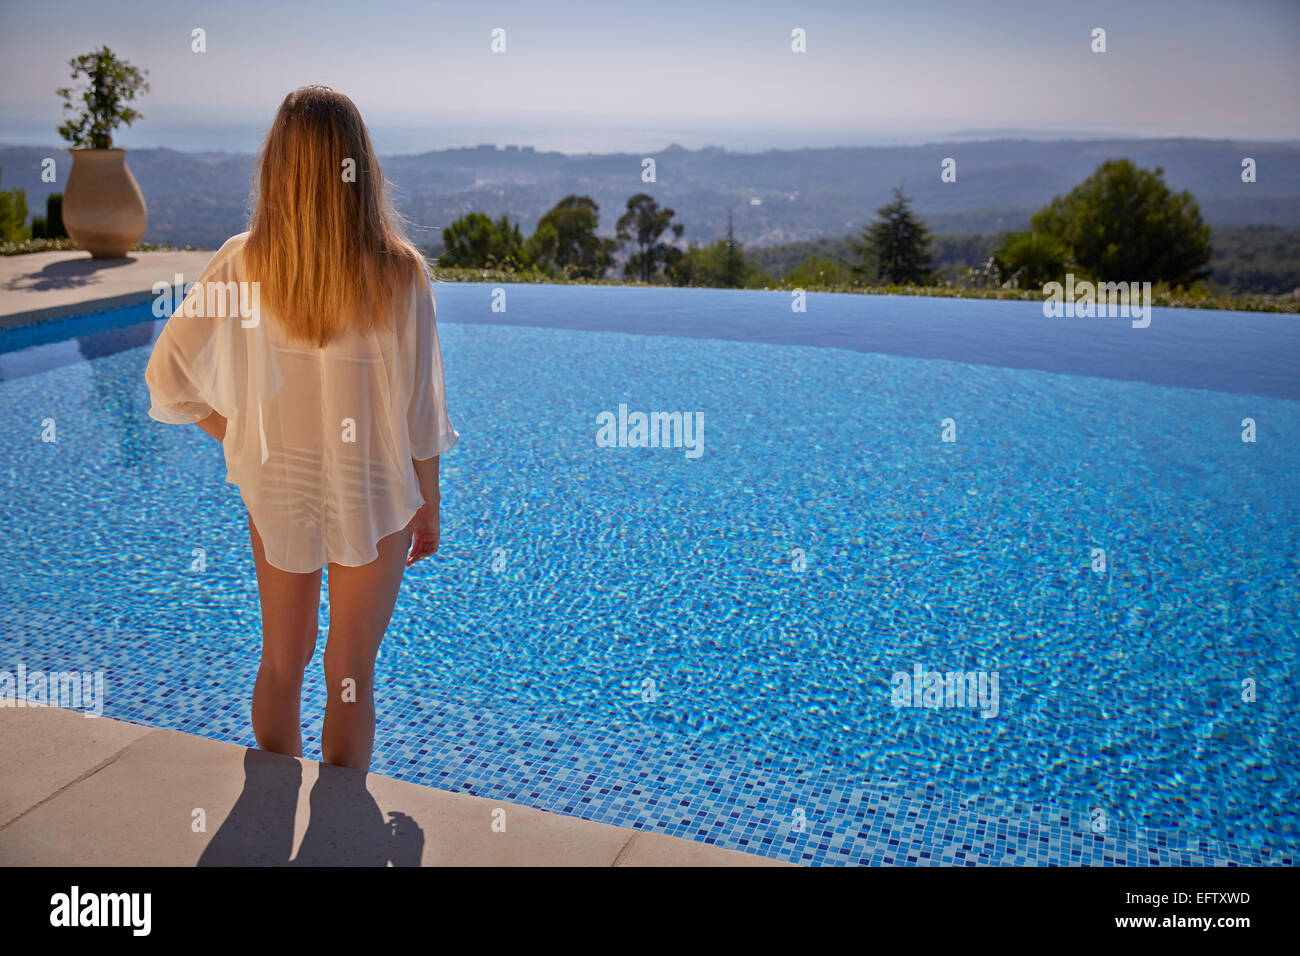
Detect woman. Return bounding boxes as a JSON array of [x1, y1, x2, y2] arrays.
[[145, 85, 457, 772]]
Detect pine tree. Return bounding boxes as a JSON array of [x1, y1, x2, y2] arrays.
[[1030, 159, 1211, 287], [720, 211, 746, 288], [851, 185, 933, 284]]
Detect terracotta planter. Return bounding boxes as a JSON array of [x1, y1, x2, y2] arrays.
[[62, 148, 147, 258]]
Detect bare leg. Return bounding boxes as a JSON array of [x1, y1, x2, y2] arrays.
[[249, 516, 321, 757], [321, 523, 412, 771]]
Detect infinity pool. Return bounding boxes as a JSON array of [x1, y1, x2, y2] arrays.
[[1, 285, 1296, 864]]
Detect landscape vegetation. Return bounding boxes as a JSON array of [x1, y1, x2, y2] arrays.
[[2, 43, 1296, 312]]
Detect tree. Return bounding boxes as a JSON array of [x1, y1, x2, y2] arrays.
[[533, 194, 615, 278], [439, 212, 525, 268], [719, 211, 745, 288], [1030, 159, 1211, 287], [521, 220, 560, 275], [56, 46, 150, 149], [31, 193, 67, 240], [850, 185, 932, 284], [616, 193, 683, 283], [990, 231, 1070, 288], [668, 241, 720, 287], [667, 236, 773, 289]]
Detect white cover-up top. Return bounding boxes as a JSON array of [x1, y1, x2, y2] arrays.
[[145, 232, 458, 573]]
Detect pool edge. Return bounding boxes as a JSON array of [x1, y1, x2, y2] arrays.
[[0, 701, 791, 867]]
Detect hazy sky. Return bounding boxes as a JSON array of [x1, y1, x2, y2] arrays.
[[2, 0, 1297, 153]]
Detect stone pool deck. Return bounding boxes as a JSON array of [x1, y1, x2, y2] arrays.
[[0, 703, 785, 866], [0, 249, 214, 329]]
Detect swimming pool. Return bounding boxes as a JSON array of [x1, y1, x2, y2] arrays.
[[1, 284, 1296, 865]]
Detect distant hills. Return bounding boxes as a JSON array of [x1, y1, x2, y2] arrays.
[[2, 137, 1298, 251]]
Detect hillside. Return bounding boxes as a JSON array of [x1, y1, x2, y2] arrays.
[[2, 138, 1298, 251]]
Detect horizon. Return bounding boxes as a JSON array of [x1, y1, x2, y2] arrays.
[[2, 0, 1298, 155], [4, 132, 1300, 161]]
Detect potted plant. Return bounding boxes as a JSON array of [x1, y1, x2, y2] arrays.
[[57, 47, 150, 258]]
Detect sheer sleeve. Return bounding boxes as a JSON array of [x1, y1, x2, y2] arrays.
[[407, 273, 459, 460], [145, 321, 217, 424], [145, 243, 245, 426]]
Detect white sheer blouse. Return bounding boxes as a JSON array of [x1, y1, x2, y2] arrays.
[[145, 232, 458, 573]]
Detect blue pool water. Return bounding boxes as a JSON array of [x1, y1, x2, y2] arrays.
[[1, 285, 1297, 864]]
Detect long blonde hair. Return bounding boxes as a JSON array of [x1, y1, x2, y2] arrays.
[[244, 85, 424, 347]]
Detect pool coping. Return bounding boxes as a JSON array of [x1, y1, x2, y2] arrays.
[[0, 701, 790, 866], [0, 250, 214, 330], [9, 250, 1299, 405]]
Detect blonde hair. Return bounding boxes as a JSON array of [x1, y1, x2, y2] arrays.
[[244, 85, 424, 347]]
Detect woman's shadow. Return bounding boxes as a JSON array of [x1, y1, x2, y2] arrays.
[[197, 748, 424, 866]]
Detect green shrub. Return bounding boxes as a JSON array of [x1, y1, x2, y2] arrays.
[[439, 212, 526, 268], [785, 254, 852, 288], [990, 231, 1071, 288], [0, 168, 30, 241]]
